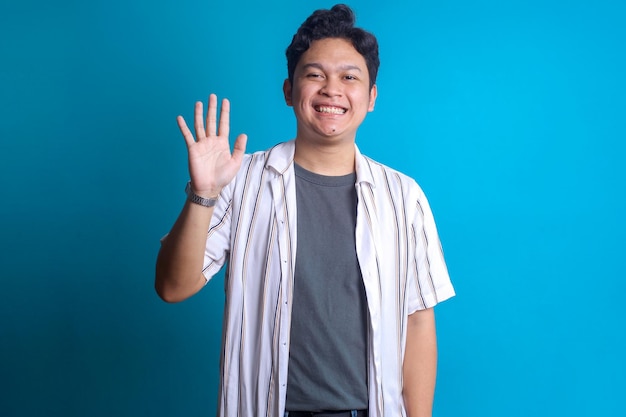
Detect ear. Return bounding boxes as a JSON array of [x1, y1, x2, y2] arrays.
[[368, 84, 378, 112], [283, 79, 293, 106]]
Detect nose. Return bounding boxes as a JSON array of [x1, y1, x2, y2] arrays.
[[320, 76, 342, 97]]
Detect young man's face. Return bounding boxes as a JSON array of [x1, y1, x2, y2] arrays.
[[283, 37, 377, 145]]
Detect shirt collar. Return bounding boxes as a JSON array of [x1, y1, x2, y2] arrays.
[[354, 144, 376, 187], [265, 140, 295, 175], [264, 139, 375, 187]]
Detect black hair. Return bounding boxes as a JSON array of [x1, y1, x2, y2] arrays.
[[285, 4, 379, 89]]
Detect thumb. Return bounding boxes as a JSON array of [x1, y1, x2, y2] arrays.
[[231, 133, 248, 163]]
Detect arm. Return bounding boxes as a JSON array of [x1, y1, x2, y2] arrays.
[[155, 199, 217, 303], [403, 307, 438, 417], [155, 94, 247, 303]]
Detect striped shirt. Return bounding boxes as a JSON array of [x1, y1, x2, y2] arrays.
[[202, 140, 455, 417]]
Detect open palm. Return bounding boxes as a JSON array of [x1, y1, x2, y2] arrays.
[[177, 94, 247, 197]]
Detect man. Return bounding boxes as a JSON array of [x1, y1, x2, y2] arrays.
[[155, 4, 455, 417]]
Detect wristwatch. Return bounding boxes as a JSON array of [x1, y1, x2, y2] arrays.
[[185, 181, 218, 207]]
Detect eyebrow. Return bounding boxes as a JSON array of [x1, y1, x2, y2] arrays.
[[301, 63, 363, 72]]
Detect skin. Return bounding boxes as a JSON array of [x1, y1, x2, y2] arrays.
[[283, 37, 377, 175], [403, 308, 438, 417], [155, 95, 247, 302], [155, 37, 438, 417]]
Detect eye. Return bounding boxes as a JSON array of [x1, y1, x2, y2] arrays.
[[344, 74, 358, 81], [307, 73, 323, 79]]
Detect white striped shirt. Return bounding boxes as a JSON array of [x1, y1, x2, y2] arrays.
[[202, 140, 455, 417]]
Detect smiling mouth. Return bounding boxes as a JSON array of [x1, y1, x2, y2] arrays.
[[315, 105, 346, 115]]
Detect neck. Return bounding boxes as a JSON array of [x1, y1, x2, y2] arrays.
[[294, 139, 356, 176]]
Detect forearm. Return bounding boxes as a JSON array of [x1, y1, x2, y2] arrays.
[[155, 200, 215, 302], [403, 308, 438, 417], [156, 94, 246, 302]]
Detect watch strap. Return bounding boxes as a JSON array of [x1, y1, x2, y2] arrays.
[[185, 181, 218, 207]]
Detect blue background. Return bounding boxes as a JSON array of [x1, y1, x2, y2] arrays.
[[1, 0, 624, 416]]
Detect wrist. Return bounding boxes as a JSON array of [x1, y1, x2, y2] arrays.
[[185, 181, 219, 207]]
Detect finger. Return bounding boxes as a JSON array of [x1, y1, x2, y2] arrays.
[[231, 133, 248, 163], [193, 101, 206, 140], [177, 115, 196, 148], [206, 93, 218, 137], [218, 98, 231, 138]]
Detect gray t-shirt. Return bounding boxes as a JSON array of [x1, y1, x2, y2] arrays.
[[285, 164, 369, 411]]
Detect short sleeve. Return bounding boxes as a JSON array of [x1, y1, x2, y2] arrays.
[[407, 186, 455, 313]]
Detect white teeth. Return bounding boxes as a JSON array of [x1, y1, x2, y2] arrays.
[[316, 106, 345, 114]]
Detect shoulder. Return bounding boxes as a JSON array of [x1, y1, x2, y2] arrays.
[[224, 141, 294, 196], [240, 140, 295, 174], [357, 153, 426, 200]]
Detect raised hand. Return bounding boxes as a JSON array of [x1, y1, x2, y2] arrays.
[[177, 94, 247, 198]]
